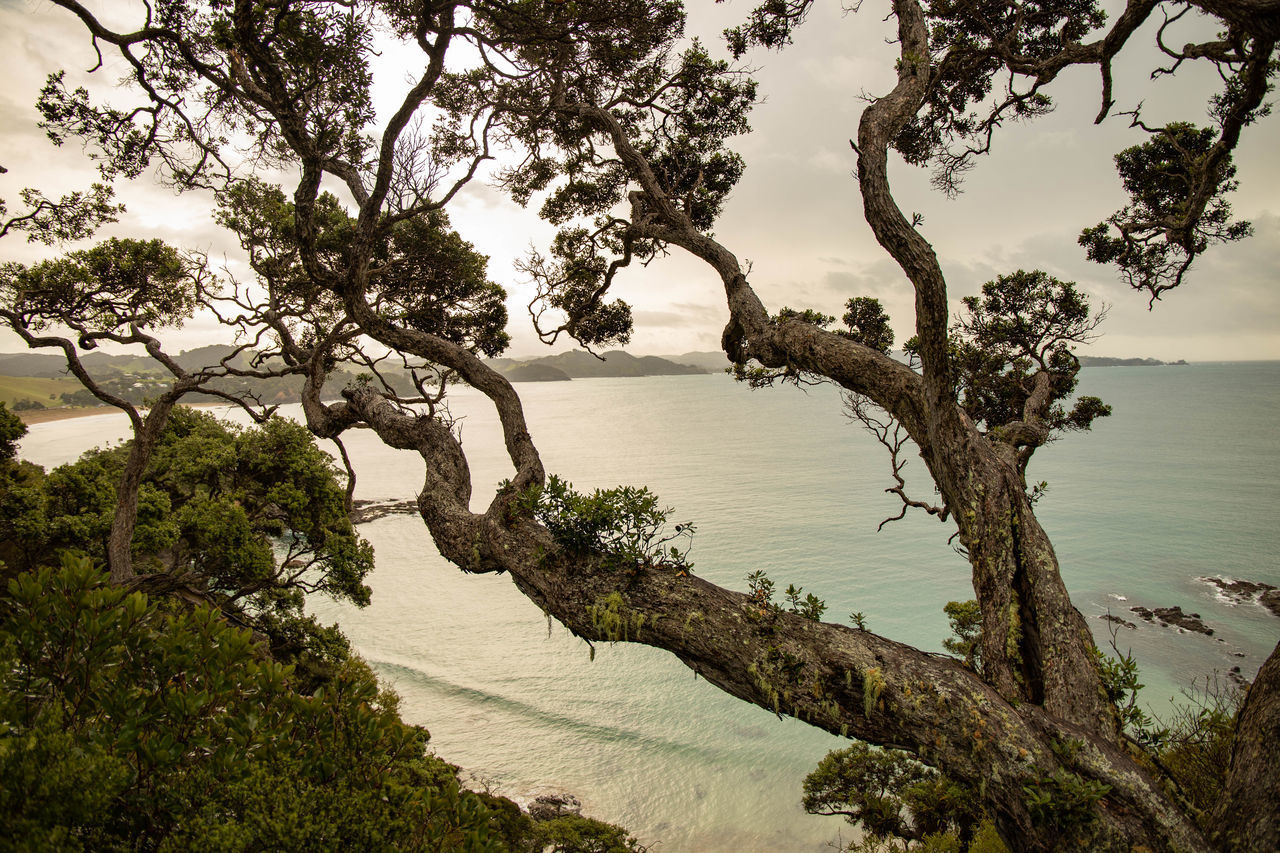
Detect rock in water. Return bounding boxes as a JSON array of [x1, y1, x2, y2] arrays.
[[528, 792, 583, 821], [1200, 577, 1280, 618], [1130, 605, 1214, 635]]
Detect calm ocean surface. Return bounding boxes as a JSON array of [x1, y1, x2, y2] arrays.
[[18, 363, 1280, 851]]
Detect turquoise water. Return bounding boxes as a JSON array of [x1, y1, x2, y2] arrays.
[[19, 363, 1280, 851]]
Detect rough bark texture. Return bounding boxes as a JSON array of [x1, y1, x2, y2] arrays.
[[322, 376, 1209, 852], [1214, 641, 1280, 850], [106, 398, 179, 584]]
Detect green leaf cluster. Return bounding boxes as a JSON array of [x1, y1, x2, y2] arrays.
[[941, 600, 982, 670], [1079, 123, 1253, 298], [38, 1, 376, 182], [0, 178, 121, 245], [0, 237, 197, 333], [744, 569, 827, 621], [1091, 645, 1152, 736], [1147, 684, 1240, 830], [0, 556, 498, 851], [733, 297, 894, 389], [803, 742, 986, 848], [907, 270, 1110, 443], [518, 475, 694, 574], [0, 408, 374, 686], [479, 793, 645, 853], [1022, 742, 1111, 842], [837, 297, 896, 355], [429, 2, 754, 351], [216, 180, 510, 358]]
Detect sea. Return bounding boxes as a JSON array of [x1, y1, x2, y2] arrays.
[[18, 362, 1280, 852]]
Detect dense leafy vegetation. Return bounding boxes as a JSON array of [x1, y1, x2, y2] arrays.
[[0, 406, 372, 685], [1, 556, 498, 851], [0, 405, 643, 851], [516, 475, 695, 575]]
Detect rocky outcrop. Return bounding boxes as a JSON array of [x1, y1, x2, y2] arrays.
[[1201, 577, 1280, 618], [1130, 605, 1214, 635], [350, 499, 420, 525], [526, 792, 583, 821]]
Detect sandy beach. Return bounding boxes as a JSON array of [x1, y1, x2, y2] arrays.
[[15, 406, 107, 426], [14, 402, 228, 427]]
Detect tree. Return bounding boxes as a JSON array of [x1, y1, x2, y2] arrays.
[[1, 555, 552, 851], [0, 462, 647, 852], [0, 408, 375, 686], [0, 234, 321, 584], [14, 0, 1278, 849]]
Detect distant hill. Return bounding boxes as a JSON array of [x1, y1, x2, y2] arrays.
[[0, 344, 361, 410], [487, 350, 710, 381], [503, 363, 571, 382], [656, 350, 1187, 371], [0, 346, 257, 379], [660, 351, 732, 372], [1078, 356, 1186, 367]]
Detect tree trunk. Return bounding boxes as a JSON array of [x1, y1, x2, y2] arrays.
[[107, 397, 178, 584], [1214, 640, 1280, 850], [319, 381, 1211, 852]]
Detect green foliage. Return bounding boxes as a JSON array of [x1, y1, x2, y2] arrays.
[[0, 417, 48, 574], [478, 793, 645, 853], [0, 174, 122, 245], [216, 181, 511, 358], [947, 271, 1110, 442], [1080, 122, 1253, 299], [942, 600, 982, 670], [0, 409, 373, 683], [521, 228, 634, 348], [519, 475, 694, 574], [784, 583, 828, 621], [745, 569, 826, 621], [725, 0, 814, 59], [730, 300, 893, 389], [803, 742, 983, 846], [38, 2, 376, 182], [965, 821, 1012, 853], [381, 212, 511, 357], [838, 297, 896, 354], [776, 306, 835, 328], [1150, 682, 1240, 830], [0, 237, 198, 333], [59, 388, 101, 407], [0, 402, 25, 461], [0, 556, 500, 851], [533, 814, 646, 853], [431, 4, 755, 351], [1022, 753, 1111, 840], [746, 568, 776, 606], [891, 0, 1100, 175], [1092, 645, 1153, 736]]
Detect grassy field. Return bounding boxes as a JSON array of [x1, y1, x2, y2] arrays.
[[0, 374, 85, 409]]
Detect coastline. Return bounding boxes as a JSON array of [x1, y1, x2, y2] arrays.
[[16, 401, 226, 427]]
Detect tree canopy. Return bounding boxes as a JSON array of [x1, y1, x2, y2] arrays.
[[2, 0, 1277, 850]]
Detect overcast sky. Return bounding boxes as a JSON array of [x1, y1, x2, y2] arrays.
[[2, 0, 1277, 362]]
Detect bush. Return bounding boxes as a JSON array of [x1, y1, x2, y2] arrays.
[[518, 475, 694, 574], [0, 556, 499, 851]]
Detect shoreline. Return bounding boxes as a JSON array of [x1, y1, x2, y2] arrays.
[[16, 401, 227, 427]]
